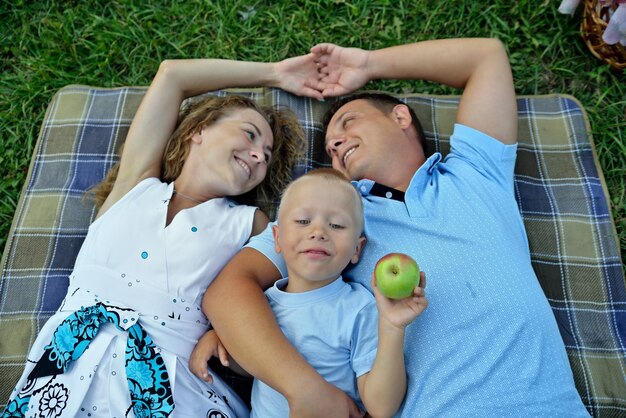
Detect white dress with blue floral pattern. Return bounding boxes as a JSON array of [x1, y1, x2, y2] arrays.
[[4, 178, 253, 418]]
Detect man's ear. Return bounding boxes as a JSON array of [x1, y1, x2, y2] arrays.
[[272, 225, 282, 254], [351, 236, 367, 264], [391, 104, 413, 130]]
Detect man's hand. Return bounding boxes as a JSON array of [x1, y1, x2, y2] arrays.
[[372, 271, 428, 330], [310, 43, 371, 97], [288, 379, 365, 418], [189, 330, 230, 383], [274, 53, 326, 100]]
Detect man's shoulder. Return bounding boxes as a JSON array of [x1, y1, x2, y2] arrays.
[[448, 123, 517, 159]]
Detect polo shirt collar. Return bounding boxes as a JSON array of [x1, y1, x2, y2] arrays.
[[352, 152, 443, 218]]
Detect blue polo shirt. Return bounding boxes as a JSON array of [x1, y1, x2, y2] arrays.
[[248, 124, 589, 417]]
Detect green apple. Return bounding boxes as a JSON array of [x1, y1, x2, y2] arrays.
[[374, 253, 420, 299]]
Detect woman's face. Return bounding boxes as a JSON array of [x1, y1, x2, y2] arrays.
[[191, 107, 274, 197]]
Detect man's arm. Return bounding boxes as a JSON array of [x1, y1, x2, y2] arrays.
[[313, 38, 517, 144], [203, 248, 362, 418]]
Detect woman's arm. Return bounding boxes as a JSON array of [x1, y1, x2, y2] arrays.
[[98, 54, 323, 218], [251, 209, 270, 237]]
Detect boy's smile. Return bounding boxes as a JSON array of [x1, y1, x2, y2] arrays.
[[272, 175, 365, 293]]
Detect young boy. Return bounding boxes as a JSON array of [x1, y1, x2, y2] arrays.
[[190, 168, 428, 417]]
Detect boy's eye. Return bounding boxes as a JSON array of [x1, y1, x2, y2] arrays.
[[330, 223, 345, 230], [296, 219, 310, 225]]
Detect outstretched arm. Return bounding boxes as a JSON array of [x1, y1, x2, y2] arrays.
[[98, 54, 324, 217], [312, 38, 517, 145]]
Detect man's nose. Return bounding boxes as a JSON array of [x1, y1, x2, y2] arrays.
[[327, 136, 345, 152]]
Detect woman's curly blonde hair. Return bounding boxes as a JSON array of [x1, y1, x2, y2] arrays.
[[91, 95, 305, 218]]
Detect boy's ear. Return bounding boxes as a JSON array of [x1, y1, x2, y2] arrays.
[[272, 225, 282, 254], [350, 236, 367, 264], [391, 104, 413, 130]]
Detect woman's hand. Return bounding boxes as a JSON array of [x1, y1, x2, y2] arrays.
[[189, 330, 230, 383], [310, 43, 372, 97], [274, 53, 326, 100]]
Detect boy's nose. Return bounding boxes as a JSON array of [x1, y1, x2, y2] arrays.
[[309, 226, 327, 240]]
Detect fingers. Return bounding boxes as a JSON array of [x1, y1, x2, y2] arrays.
[[411, 285, 429, 313], [313, 53, 332, 67], [299, 84, 325, 101], [419, 271, 427, 289], [413, 285, 425, 298], [217, 342, 230, 368], [189, 357, 214, 383], [346, 396, 366, 418], [370, 272, 383, 298], [321, 85, 349, 98], [310, 43, 336, 55]]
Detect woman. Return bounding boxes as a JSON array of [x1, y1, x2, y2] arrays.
[[2, 54, 324, 418]]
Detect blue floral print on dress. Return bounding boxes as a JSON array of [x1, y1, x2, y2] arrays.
[[1, 303, 174, 418]]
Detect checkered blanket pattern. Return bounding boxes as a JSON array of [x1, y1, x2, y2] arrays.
[[1, 85, 624, 416]]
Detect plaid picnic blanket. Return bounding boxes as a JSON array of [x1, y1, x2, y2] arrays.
[[1, 85, 624, 416]]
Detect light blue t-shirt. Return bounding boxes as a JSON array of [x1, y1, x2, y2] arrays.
[[250, 277, 377, 418], [248, 124, 589, 417]]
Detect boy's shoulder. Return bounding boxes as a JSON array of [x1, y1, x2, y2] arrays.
[[340, 280, 375, 313]]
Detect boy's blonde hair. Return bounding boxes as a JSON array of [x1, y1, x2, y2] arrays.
[[90, 95, 305, 217], [278, 168, 364, 234]]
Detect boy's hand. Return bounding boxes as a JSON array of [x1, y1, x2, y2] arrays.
[[189, 330, 230, 383], [371, 271, 428, 330]]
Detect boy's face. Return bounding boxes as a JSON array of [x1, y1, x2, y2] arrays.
[[273, 177, 365, 292]]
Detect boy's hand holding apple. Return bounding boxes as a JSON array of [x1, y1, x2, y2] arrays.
[[372, 253, 428, 330]]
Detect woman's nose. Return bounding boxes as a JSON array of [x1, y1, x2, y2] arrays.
[[249, 147, 264, 163]]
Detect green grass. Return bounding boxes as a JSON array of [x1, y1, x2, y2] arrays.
[[1, 0, 624, 266]]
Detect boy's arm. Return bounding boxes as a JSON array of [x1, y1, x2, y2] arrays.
[[313, 38, 517, 145], [358, 273, 428, 418], [202, 248, 362, 418], [357, 325, 408, 418]]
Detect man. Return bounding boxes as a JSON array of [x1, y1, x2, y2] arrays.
[[203, 39, 589, 417]]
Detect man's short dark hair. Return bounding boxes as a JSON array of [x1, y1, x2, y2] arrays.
[[321, 92, 427, 153]]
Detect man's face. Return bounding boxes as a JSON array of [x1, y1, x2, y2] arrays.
[[324, 99, 406, 182]]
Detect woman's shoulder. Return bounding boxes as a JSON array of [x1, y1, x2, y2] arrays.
[[121, 177, 167, 201]]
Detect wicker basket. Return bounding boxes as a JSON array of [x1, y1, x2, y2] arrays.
[[581, 0, 626, 70]]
